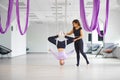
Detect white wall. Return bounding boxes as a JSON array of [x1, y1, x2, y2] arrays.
[[105, 9, 120, 45], [0, 2, 27, 57], [11, 19, 26, 57], [27, 22, 48, 52]]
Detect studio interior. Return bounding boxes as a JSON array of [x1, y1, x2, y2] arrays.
[[0, 0, 120, 80]]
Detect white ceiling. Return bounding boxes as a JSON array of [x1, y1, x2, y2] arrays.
[[0, 0, 120, 23]]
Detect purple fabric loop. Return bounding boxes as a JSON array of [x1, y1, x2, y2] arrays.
[[0, 0, 14, 34], [80, 0, 109, 37], [16, 0, 30, 35], [80, 0, 100, 32], [97, 0, 109, 37]]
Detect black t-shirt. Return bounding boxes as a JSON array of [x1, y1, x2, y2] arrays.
[[73, 27, 82, 38]]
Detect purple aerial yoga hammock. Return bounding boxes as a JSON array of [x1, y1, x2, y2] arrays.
[[0, 0, 14, 34], [80, 0, 100, 32], [80, 0, 109, 37], [97, 0, 109, 37], [0, 0, 30, 35], [16, 0, 30, 35]]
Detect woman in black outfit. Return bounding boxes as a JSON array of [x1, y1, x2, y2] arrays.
[[66, 19, 89, 66]]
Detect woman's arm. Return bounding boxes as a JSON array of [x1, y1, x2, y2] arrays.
[[74, 30, 83, 42], [66, 30, 73, 35]]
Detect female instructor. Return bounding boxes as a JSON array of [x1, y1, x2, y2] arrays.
[[66, 19, 89, 66]]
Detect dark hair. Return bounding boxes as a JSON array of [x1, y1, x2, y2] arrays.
[[72, 19, 81, 26]]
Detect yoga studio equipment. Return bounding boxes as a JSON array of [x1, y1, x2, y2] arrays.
[[97, 0, 109, 37], [0, 0, 30, 35], [0, 45, 12, 58], [80, 0, 100, 32], [16, 0, 30, 35], [80, 0, 109, 37], [0, 0, 14, 34]]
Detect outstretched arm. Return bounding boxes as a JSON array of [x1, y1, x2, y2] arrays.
[[66, 30, 73, 35]]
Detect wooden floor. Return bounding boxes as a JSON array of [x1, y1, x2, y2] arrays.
[[0, 53, 120, 80]]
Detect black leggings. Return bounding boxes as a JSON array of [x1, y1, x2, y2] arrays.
[[48, 35, 74, 48], [74, 39, 89, 64]]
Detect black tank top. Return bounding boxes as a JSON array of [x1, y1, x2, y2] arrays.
[[73, 27, 82, 38]]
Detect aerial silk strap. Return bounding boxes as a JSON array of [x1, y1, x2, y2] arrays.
[[80, 0, 100, 32], [16, 0, 30, 35], [80, 0, 109, 37], [0, 0, 14, 34], [97, 0, 109, 37]]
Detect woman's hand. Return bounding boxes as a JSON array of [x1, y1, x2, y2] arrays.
[[73, 39, 78, 42], [63, 32, 66, 36], [64, 33, 68, 36]]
